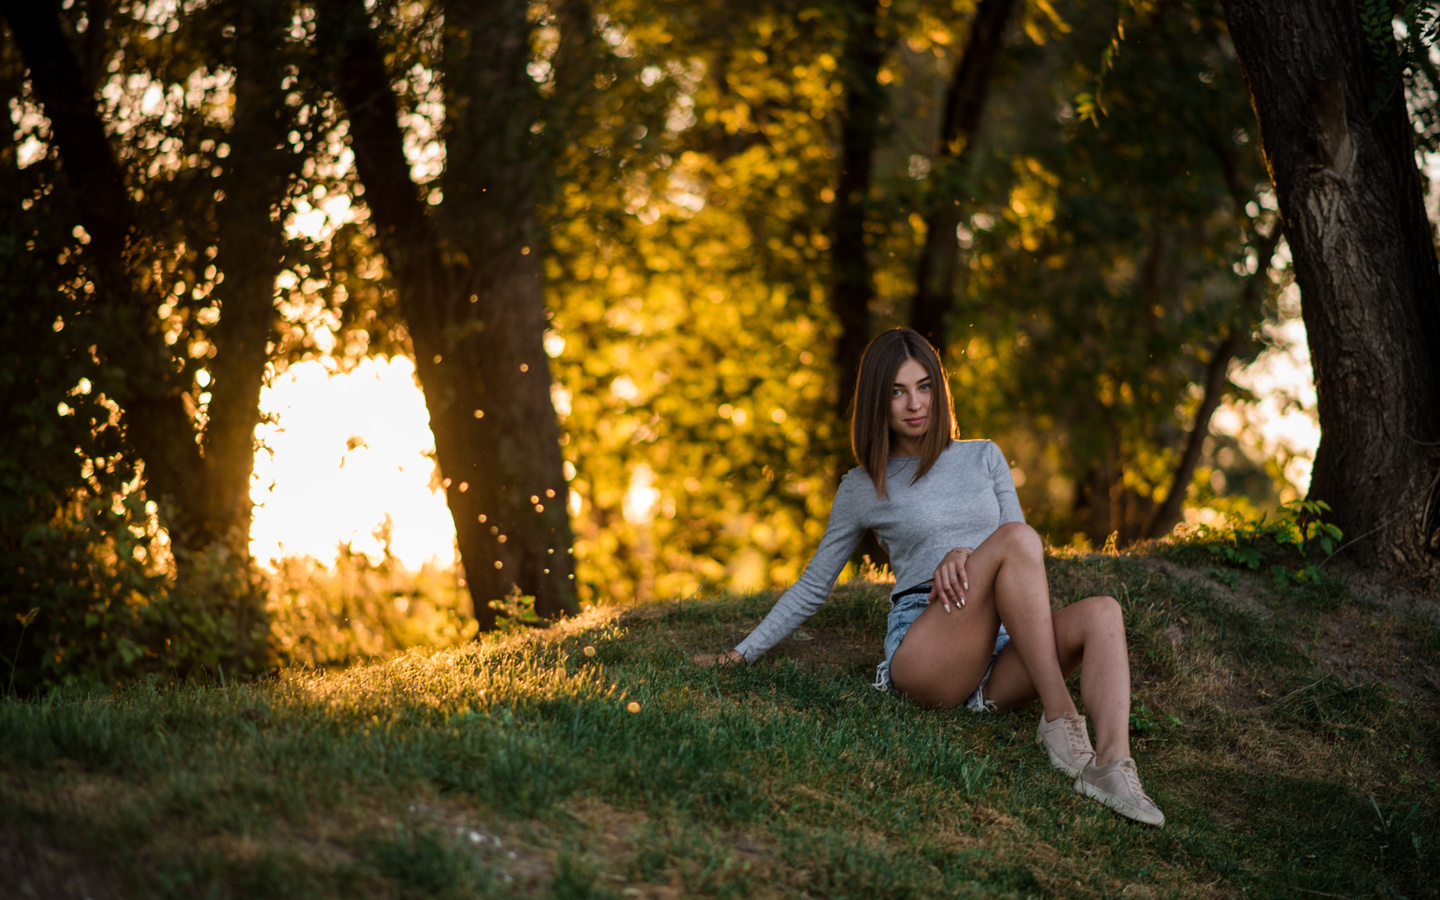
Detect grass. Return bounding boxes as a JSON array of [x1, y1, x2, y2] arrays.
[[2, 547, 1438, 898]]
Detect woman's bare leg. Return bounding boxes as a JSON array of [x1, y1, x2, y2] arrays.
[[889, 521, 1136, 765], [890, 522, 1075, 720], [984, 595, 1133, 765]]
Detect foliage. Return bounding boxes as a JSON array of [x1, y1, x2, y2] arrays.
[[542, 0, 867, 602], [267, 543, 476, 668], [1128, 695, 1182, 733], [1, 496, 274, 696], [539, 0, 1285, 602], [939, 0, 1281, 546], [1359, 0, 1440, 112], [1184, 499, 1344, 588], [0, 109, 263, 694]]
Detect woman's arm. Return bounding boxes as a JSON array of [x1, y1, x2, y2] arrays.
[[989, 440, 1025, 525]]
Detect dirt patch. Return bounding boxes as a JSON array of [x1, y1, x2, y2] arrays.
[[1134, 554, 1440, 705], [1127, 555, 1274, 619], [764, 629, 879, 677], [0, 828, 119, 900]]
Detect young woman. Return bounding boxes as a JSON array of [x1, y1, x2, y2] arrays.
[[695, 327, 1165, 826]]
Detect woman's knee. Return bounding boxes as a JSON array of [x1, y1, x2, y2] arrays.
[[992, 521, 1043, 558], [1078, 594, 1125, 635]]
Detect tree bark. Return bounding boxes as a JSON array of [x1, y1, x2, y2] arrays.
[[826, 0, 893, 571], [828, 0, 886, 425], [316, 0, 577, 627], [1222, 0, 1440, 581], [202, 0, 296, 558], [909, 0, 1015, 349]]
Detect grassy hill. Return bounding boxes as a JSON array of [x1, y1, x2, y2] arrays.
[[2, 545, 1437, 898]]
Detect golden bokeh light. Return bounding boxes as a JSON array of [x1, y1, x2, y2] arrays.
[[249, 356, 458, 569]]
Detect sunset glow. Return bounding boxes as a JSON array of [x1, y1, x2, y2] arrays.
[[1216, 307, 1321, 496], [249, 356, 457, 569]]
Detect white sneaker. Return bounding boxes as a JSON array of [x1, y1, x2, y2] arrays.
[[1035, 712, 1094, 779], [1074, 757, 1165, 827]]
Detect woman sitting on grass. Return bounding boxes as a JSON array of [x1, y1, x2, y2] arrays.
[[694, 327, 1165, 827]]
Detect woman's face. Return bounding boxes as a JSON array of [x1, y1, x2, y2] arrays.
[[888, 357, 932, 454]]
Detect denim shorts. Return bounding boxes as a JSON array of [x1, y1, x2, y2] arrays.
[[872, 583, 1010, 712]]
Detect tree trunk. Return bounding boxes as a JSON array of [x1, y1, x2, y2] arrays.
[[316, 0, 577, 627], [1143, 330, 1239, 540], [909, 0, 1015, 349], [827, 0, 892, 571], [1222, 0, 1440, 581], [202, 0, 296, 558], [828, 0, 886, 424]]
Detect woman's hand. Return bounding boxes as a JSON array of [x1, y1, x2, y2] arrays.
[[692, 649, 744, 667], [928, 547, 973, 613]]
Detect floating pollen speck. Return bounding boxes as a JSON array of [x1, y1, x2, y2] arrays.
[[583, 646, 596, 657], [626, 701, 640, 714]]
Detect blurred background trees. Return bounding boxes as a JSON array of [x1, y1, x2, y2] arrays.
[[2, 0, 1433, 694]]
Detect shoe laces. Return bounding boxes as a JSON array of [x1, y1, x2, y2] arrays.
[[1062, 716, 1091, 755], [1117, 759, 1155, 803], [871, 662, 891, 693]]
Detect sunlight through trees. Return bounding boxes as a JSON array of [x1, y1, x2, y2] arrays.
[[2, 0, 1434, 693]]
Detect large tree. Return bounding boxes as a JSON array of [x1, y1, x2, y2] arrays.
[[315, 0, 578, 628], [0, 0, 310, 687], [1, 0, 299, 559], [1222, 0, 1440, 582], [828, 0, 888, 424]]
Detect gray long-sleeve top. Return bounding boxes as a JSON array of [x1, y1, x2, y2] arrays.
[[733, 439, 1024, 663]]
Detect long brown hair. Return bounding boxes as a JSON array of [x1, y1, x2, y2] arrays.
[[850, 327, 957, 498]]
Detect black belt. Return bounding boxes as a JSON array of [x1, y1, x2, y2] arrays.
[[889, 582, 933, 605]]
